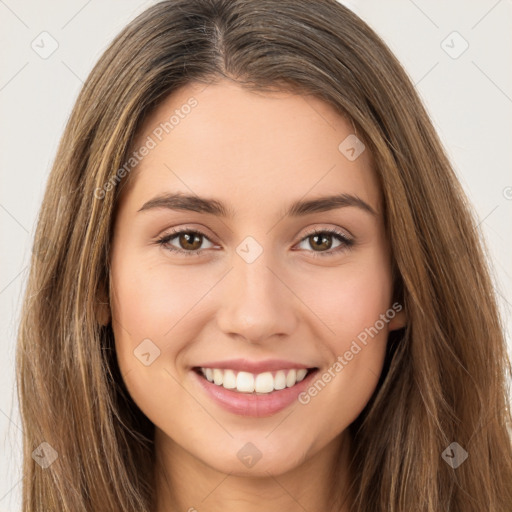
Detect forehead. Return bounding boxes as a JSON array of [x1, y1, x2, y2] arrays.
[[122, 79, 381, 216]]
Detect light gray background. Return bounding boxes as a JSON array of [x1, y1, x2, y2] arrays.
[[1, 1, 511, 509]]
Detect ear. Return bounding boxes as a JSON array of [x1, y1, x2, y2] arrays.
[[95, 281, 111, 327], [388, 308, 406, 331]]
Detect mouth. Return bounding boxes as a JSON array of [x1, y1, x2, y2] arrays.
[[191, 364, 319, 417], [192, 366, 318, 395]]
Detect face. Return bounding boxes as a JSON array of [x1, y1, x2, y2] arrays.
[[109, 79, 405, 478]]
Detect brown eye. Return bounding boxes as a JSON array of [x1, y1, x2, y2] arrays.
[[156, 229, 215, 256], [296, 228, 354, 257], [308, 233, 333, 251], [177, 232, 203, 251]]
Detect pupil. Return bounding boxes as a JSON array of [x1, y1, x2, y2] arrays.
[[313, 234, 331, 250], [182, 233, 201, 250]]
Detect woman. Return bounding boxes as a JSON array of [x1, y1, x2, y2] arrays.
[[16, 0, 512, 510]]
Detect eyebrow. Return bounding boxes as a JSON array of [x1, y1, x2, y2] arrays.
[[137, 192, 377, 218]]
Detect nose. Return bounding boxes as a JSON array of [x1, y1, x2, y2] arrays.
[[215, 248, 299, 345]]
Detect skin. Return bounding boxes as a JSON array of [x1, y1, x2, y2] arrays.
[[108, 78, 406, 512]]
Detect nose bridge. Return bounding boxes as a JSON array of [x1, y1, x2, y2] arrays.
[[232, 234, 279, 298], [215, 236, 297, 342], [235, 251, 278, 303]]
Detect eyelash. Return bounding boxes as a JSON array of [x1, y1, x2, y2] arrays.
[[155, 226, 354, 258]]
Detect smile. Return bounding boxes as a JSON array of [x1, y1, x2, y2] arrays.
[[191, 365, 319, 417], [196, 367, 311, 394]]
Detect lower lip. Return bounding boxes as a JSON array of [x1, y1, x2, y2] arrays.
[[191, 368, 318, 417]]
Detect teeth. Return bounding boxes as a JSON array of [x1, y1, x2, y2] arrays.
[[286, 369, 296, 387], [254, 372, 274, 393], [222, 369, 236, 389], [274, 370, 287, 390], [236, 371, 255, 392], [296, 369, 308, 382], [213, 369, 223, 386], [199, 367, 310, 394]]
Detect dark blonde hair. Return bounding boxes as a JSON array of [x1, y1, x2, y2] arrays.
[[16, 0, 512, 510]]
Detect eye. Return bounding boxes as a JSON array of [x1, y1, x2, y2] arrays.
[[155, 226, 354, 258], [295, 227, 354, 258], [156, 228, 215, 256]]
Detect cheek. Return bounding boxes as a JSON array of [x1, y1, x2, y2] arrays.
[[294, 251, 393, 402], [110, 252, 209, 354], [110, 251, 224, 419], [295, 254, 394, 430], [298, 251, 393, 348], [109, 253, 200, 427]]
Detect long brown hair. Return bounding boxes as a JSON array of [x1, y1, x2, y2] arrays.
[[16, 0, 512, 510]]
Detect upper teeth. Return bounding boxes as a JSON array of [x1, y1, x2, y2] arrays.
[[200, 368, 309, 394]]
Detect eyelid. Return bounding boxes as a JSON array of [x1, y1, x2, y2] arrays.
[[154, 224, 218, 243], [300, 225, 352, 241]]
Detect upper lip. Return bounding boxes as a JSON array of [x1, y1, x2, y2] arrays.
[[194, 358, 316, 374]]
